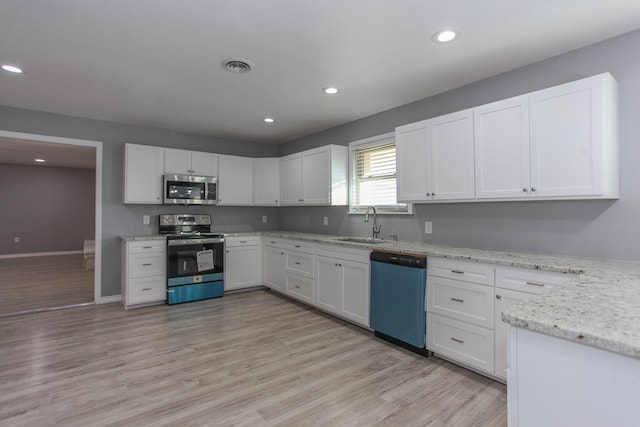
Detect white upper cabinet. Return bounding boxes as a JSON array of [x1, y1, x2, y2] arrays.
[[474, 95, 531, 199], [253, 158, 280, 206], [164, 148, 218, 176], [529, 74, 618, 198], [124, 143, 164, 204], [397, 109, 475, 202], [217, 155, 253, 205], [475, 73, 619, 201], [280, 145, 348, 206]]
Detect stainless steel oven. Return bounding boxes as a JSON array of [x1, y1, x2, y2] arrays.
[[160, 214, 225, 305]]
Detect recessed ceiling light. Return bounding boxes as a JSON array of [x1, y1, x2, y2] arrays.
[[322, 87, 339, 95], [432, 29, 458, 43], [263, 117, 274, 123], [35, 158, 46, 163], [1, 64, 24, 74]]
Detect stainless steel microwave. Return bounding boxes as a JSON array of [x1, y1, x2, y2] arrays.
[[163, 174, 217, 205]]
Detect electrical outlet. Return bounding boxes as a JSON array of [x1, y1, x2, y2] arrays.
[[14, 237, 20, 243], [143, 215, 150, 225], [262, 215, 268, 223], [323, 216, 329, 226], [424, 221, 433, 234]]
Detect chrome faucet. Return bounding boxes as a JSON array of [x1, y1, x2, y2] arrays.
[[364, 206, 381, 239]]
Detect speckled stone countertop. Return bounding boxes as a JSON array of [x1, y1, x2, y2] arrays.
[[120, 230, 640, 359], [260, 231, 640, 359], [120, 234, 166, 242]]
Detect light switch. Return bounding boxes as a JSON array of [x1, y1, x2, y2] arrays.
[[143, 215, 150, 225], [424, 221, 433, 234], [262, 215, 268, 223], [323, 216, 329, 226]]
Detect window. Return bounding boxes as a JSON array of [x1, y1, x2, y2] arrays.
[[349, 132, 409, 213]]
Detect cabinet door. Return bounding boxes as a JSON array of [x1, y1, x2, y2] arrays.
[[217, 155, 253, 205], [253, 158, 280, 205], [396, 120, 430, 202], [280, 154, 302, 205], [530, 76, 604, 198], [190, 152, 218, 176], [124, 144, 164, 204], [263, 246, 285, 291], [341, 259, 370, 327], [494, 288, 533, 381], [475, 95, 531, 199], [315, 256, 341, 314], [164, 148, 192, 174], [225, 245, 261, 290], [302, 147, 330, 205], [431, 110, 476, 201]]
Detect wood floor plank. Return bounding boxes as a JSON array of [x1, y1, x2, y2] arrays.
[[0, 289, 506, 426]]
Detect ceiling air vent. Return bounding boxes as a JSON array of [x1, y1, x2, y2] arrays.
[[222, 58, 253, 74]]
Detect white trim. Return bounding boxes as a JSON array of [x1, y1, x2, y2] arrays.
[[0, 250, 83, 259], [0, 130, 103, 303], [347, 131, 395, 150], [97, 295, 122, 304]]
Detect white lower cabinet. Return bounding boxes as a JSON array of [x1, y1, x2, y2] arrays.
[[494, 266, 569, 381], [224, 236, 262, 291], [263, 240, 286, 292], [315, 244, 370, 327], [121, 239, 166, 309]]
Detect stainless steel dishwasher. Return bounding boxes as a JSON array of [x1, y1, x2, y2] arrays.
[[370, 251, 428, 356]]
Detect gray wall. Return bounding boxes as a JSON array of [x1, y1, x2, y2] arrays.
[[0, 163, 95, 255], [0, 108, 280, 297], [278, 28, 640, 262]]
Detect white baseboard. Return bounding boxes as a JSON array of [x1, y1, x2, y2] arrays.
[[0, 250, 83, 259], [98, 295, 122, 304]]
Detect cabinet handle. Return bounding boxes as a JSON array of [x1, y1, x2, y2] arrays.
[[426, 192, 431, 197], [240, 241, 247, 243], [275, 200, 278, 203], [522, 188, 529, 192], [451, 270, 464, 275], [531, 187, 537, 192], [142, 263, 152, 266], [226, 250, 229, 253], [496, 294, 502, 300], [295, 261, 301, 265], [295, 285, 301, 289], [526, 281, 545, 287], [295, 245, 301, 248], [142, 287, 152, 291], [450, 297, 464, 303], [280, 252, 284, 255], [142, 246, 152, 249], [450, 337, 464, 344], [270, 241, 276, 244]]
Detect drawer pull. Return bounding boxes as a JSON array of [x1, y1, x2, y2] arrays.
[[450, 297, 464, 303], [142, 246, 152, 249], [270, 241, 276, 244], [142, 287, 152, 291], [240, 240, 247, 243], [450, 337, 464, 344], [496, 294, 502, 300], [295, 245, 301, 248], [451, 270, 465, 274], [295, 285, 301, 289], [142, 263, 152, 266], [526, 281, 545, 287], [295, 261, 301, 265]]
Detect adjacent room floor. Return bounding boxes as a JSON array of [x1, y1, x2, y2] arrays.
[[0, 289, 506, 426], [0, 254, 94, 316]]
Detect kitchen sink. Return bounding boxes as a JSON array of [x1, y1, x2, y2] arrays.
[[331, 237, 388, 244]]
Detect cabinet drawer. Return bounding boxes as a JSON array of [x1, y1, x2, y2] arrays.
[[428, 258, 494, 285], [128, 252, 165, 277], [128, 240, 165, 253], [496, 265, 570, 294], [427, 276, 494, 328], [225, 236, 261, 248], [263, 237, 287, 248], [286, 274, 314, 303], [284, 239, 315, 253], [128, 276, 166, 304], [286, 252, 314, 277], [427, 313, 494, 374]]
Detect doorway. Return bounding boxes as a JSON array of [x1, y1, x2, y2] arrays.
[[0, 130, 102, 316]]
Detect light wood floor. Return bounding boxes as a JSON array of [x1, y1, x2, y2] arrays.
[[0, 290, 506, 426], [0, 254, 94, 316]]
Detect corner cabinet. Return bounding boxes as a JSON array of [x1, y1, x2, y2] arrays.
[[397, 109, 475, 202], [280, 145, 348, 206], [475, 72, 619, 201], [121, 239, 166, 309], [315, 244, 370, 327], [253, 158, 280, 206], [124, 143, 164, 204]]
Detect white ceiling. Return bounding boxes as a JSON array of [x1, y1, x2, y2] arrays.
[[1, 1, 640, 145], [0, 137, 96, 169]]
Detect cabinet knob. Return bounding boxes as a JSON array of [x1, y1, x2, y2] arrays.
[[522, 188, 529, 193], [496, 294, 502, 300], [531, 187, 537, 192], [432, 192, 436, 196], [426, 192, 431, 197]]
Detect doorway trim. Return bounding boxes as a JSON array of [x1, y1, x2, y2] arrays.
[[0, 130, 103, 303]]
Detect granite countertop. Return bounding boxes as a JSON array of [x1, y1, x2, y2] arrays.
[[120, 230, 640, 359], [120, 234, 166, 242]]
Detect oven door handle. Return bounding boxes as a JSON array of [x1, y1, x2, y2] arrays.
[[167, 238, 224, 246]]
